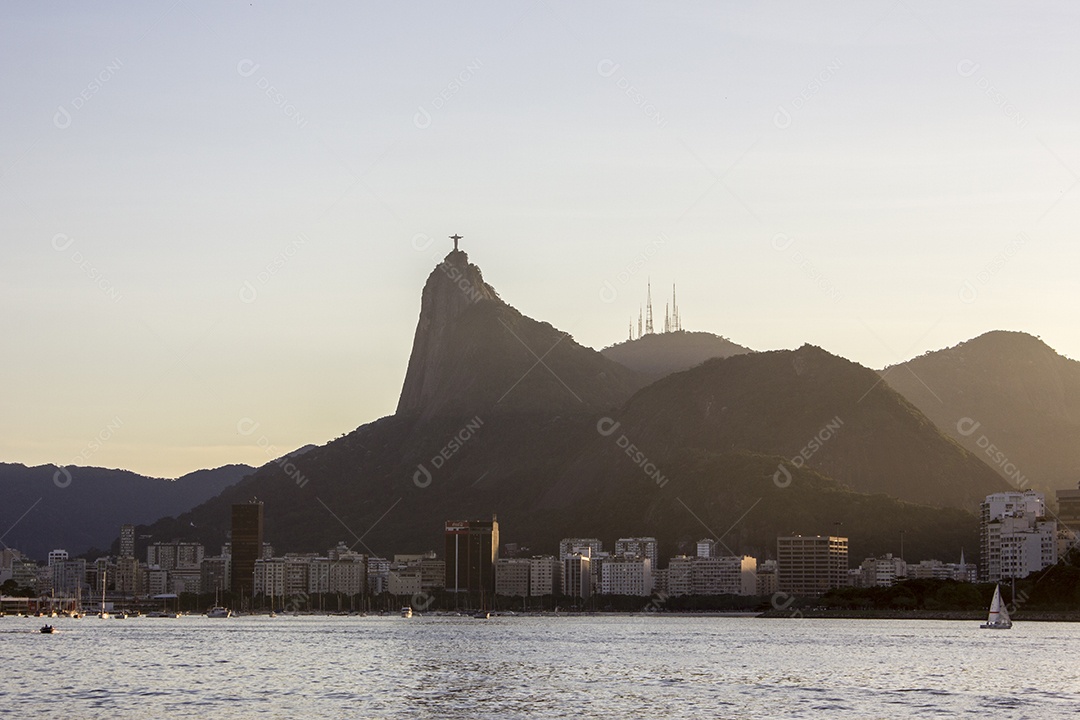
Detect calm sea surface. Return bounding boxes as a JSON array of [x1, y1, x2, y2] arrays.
[[2, 613, 1077, 719]]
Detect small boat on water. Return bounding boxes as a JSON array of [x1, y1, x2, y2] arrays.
[[980, 584, 1013, 629], [471, 611, 491, 619], [400, 607, 413, 618], [40, 625, 55, 634], [206, 606, 232, 618]]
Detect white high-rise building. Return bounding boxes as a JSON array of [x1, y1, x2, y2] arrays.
[[529, 555, 561, 596], [559, 538, 603, 559], [48, 549, 69, 567], [615, 537, 659, 570], [600, 556, 652, 596], [563, 553, 591, 599], [253, 557, 286, 598], [981, 490, 1057, 581], [696, 539, 715, 558], [857, 554, 907, 587], [666, 555, 758, 596]]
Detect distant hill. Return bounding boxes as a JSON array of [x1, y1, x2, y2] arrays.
[[613, 345, 1008, 509], [601, 330, 753, 378], [882, 330, 1080, 495], [0, 462, 255, 560], [139, 249, 994, 566]]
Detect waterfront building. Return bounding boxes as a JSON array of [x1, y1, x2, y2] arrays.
[[562, 552, 592, 599], [171, 568, 201, 595], [419, 557, 445, 590], [147, 542, 204, 571], [1056, 482, 1080, 552], [980, 491, 1057, 581], [856, 554, 907, 587], [652, 567, 668, 596], [200, 555, 231, 594], [146, 567, 169, 597], [495, 558, 532, 597], [529, 555, 562, 596], [253, 557, 285, 599], [51, 558, 86, 596], [11, 558, 40, 592], [777, 535, 849, 597], [444, 517, 499, 595], [756, 560, 778, 596], [387, 565, 422, 596], [600, 555, 652, 596], [48, 549, 69, 567], [664, 555, 756, 596], [328, 554, 367, 596], [231, 502, 264, 599], [113, 555, 142, 596], [367, 557, 390, 595]]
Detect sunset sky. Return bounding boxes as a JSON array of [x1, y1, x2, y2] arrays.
[[3, 2, 1077, 477]]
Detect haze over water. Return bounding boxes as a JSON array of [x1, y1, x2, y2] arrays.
[[5, 615, 1078, 719]]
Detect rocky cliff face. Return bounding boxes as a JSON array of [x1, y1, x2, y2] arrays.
[[396, 249, 647, 419], [396, 250, 501, 415]]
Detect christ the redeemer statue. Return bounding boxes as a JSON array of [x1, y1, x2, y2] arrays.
[[450, 234, 462, 251]]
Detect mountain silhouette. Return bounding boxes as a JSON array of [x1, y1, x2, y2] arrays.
[[137, 249, 1001, 564], [883, 330, 1080, 495], [601, 330, 753, 379]]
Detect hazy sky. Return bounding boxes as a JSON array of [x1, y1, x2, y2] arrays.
[[3, 2, 1077, 478]]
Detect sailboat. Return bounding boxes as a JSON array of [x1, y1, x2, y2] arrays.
[[980, 584, 1013, 629], [98, 570, 110, 619]]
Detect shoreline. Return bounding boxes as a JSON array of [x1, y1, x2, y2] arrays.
[[756, 608, 1080, 622]]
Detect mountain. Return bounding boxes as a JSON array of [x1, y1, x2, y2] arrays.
[[0, 462, 254, 560], [611, 344, 1009, 509], [882, 330, 1080, 495], [397, 249, 649, 419], [601, 330, 753, 379], [139, 249, 993, 565]]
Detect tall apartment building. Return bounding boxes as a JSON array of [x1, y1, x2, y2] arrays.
[[1056, 482, 1080, 550], [50, 558, 86, 595], [777, 535, 849, 597], [367, 557, 390, 595], [253, 557, 285, 598], [980, 491, 1057, 581], [665, 555, 756, 596], [563, 553, 592, 599], [600, 555, 653, 596], [614, 537, 659, 570], [559, 538, 604, 559], [444, 517, 499, 595], [856, 554, 907, 587], [495, 558, 532, 597], [529, 555, 561, 596], [201, 555, 231, 594], [231, 502, 264, 599], [147, 542, 204, 571], [119, 524, 135, 558]]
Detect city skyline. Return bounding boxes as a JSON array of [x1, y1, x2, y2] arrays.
[[3, 3, 1079, 477]]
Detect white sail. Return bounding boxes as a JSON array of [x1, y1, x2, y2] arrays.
[[998, 587, 1011, 625], [986, 585, 1002, 624]]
